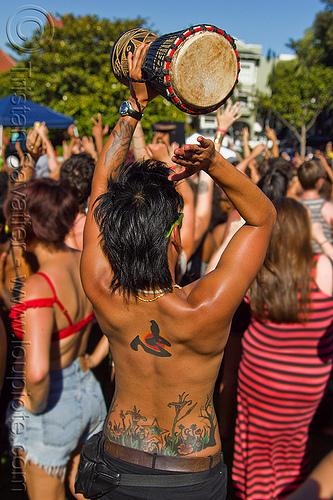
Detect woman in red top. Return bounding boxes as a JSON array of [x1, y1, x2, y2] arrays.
[[6, 178, 106, 500]]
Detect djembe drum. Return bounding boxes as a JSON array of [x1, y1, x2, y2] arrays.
[[110, 24, 240, 115]]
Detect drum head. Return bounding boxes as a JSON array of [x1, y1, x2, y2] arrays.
[[169, 31, 238, 111]]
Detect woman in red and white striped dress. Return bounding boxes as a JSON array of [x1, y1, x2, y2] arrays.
[[232, 197, 333, 499]]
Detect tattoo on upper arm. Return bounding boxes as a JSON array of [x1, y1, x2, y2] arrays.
[[103, 119, 135, 171], [130, 320, 172, 357]]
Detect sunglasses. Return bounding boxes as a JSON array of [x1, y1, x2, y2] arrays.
[[166, 213, 184, 238]]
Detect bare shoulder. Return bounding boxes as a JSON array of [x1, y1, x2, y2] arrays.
[[184, 259, 251, 326], [315, 254, 333, 296], [27, 250, 80, 300], [316, 254, 333, 273], [25, 272, 54, 301], [170, 282, 233, 333], [322, 200, 333, 219]]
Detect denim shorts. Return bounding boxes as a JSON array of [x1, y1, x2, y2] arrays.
[[6, 358, 107, 477]]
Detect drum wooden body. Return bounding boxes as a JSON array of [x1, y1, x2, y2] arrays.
[[110, 25, 240, 115]]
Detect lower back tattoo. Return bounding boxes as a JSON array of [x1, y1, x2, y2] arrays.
[[105, 391, 217, 456]]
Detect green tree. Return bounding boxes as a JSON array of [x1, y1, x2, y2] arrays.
[[260, 59, 333, 158], [289, 0, 333, 67], [0, 14, 185, 137], [260, 0, 333, 158]]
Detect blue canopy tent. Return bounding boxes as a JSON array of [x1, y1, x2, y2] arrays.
[[0, 94, 75, 154], [0, 95, 74, 128]]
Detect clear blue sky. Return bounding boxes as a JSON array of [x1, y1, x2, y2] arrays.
[[0, 0, 324, 60]]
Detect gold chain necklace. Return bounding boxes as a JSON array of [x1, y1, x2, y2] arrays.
[[135, 284, 182, 302], [137, 288, 169, 294]]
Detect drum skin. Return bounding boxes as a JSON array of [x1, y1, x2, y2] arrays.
[[110, 25, 240, 115]]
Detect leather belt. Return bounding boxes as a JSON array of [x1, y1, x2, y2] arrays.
[[104, 439, 221, 473]]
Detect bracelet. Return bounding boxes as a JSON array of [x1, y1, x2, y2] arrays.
[[217, 128, 227, 134], [319, 239, 329, 247], [214, 131, 224, 144]]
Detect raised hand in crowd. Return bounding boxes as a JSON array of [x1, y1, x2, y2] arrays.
[[252, 143, 270, 158], [265, 125, 279, 157], [64, 123, 81, 158], [236, 143, 269, 183], [241, 126, 251, 158], [25, 126, 45, 161], [62, 139, 71, 162], [25, 121, 58, 177], [91, 112, 109, 156], [67, 123, 77, 141], [62, 125, 86, 161], [133, 121, 178, 162], [14, 138, 25, 166], [214, 101, 242, 150], [12, 141, 35, 184], [217, 101, 242, 132], [292, 151, 303, 168], [145, 141, 172, 164], [81, 135, 98, 161], [34, 121, 58, 174], [152, 130, 173, 155], [241, 126, 250, 143]]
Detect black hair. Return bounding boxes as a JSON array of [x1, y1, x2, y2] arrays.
[[60, 153, 95, 210], [266, 157, 296, 181], [257, 169, 288, 201], [94, 160, 184, 299]]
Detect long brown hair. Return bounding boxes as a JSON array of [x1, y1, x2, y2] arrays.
[[248, 197, 314, 323]]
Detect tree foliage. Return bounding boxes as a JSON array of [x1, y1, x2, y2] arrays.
[[267, 60, 333, 129], [0, 14, 186, 137], [289, 0, 333, 67], [260, 0, 333, 157], [260, 59, 333, 156]]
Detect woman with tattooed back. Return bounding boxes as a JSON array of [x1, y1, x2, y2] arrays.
[[76, 43, 276, 500]]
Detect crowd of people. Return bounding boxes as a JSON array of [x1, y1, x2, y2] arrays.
[[0, 42, 333, 500]]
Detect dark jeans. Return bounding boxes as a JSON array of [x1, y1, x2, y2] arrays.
[[75, 432, 227, 500]]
